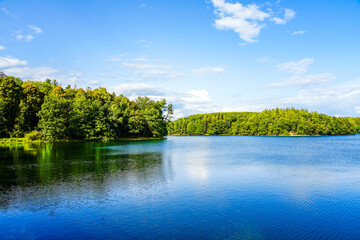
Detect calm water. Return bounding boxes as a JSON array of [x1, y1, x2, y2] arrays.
[[1, 136, 360, 239]]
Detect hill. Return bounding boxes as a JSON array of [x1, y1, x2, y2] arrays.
[[168, 109, 360, 136]]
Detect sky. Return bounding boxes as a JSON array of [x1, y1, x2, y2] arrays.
[[0, 0, 360, 118]]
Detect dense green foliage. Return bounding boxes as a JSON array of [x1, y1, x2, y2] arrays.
[[168, 109, 360, 136], [0, 76, 173, 140]]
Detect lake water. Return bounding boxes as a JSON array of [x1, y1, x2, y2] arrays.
[[1, 136, 360, 239]]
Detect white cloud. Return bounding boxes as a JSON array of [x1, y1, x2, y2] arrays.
[[14, 26, 41, 42], [182, 89, 211, 103], [277, 58, 314, 75], [221, 103, 269, 113], [227, 80, 360, 116], [88, 80, 99, 85], [4, 66, 58, 81], [267, 73, 336, 88], [212, 0, 270, 42], [123, 62, 184, 80], [257, 56, 274, 63], [193, 66, 226, 76], [123, 63, 170, 69], [292, 30, 306, 35], [271, 17, 284, 24], [16, 34, 23, 40], [29, 25, 42, 34], [166, 89, 219, 118], [269, 58, 336, 89], [0, 56, 27, 69], [356, 106, 360, 114], [68, 70, 83, 77], [280, 83, 360, 108], [0, 56, 79, 83], [16, 34, 34, 42], [271, 9, 295, 24], [211, 0, 295, 42], [109, 57, 123, 62], [108, 53, 128, 62], [1, 8, 10, 15], [0, 46, 4, 50], [137, 39, 152, 48], [134, 57, 148, 62], [285, 9, 295, 20], [109, 83, 165, 97], [108, 55, 183, 81]]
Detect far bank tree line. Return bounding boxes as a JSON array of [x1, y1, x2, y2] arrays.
[[168, 109, 360, 136], [0, 75, 173, 140]]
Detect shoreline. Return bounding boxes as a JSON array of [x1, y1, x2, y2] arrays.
[[0, 137, 165, 145], [168, 134, 358, 137], [2, 134, 357, 145]]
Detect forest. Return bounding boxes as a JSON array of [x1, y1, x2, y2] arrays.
[[0, 75, 173, 141], [168, 109, 360, 136]]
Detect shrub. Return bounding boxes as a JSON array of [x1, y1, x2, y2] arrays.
[[25, 130, 43, 141]]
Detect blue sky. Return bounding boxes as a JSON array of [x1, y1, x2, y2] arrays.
[[1, 0, 360, 118]]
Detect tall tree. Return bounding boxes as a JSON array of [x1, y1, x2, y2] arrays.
[[0, 76, 22, 137], [14, 83, 45, 135]]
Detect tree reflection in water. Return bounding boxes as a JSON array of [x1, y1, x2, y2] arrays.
[[0, 141, 173, 211]]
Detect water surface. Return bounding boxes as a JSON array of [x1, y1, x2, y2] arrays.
[[1, 136, 360, 239]]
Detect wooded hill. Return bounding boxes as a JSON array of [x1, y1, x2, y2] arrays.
[[168, 109, 360, 136]]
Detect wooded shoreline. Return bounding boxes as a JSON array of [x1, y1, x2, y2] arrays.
[[0, 137, 165, 145], [0, 75, 173, 141], [168, 110, 360, 136]]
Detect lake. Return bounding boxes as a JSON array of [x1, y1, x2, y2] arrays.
[[1, 136, 360, 239]]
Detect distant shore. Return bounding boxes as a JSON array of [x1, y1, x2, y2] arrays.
[[168, 133, 358, 137]]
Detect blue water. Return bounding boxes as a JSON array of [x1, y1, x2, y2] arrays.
[[1, 136, 360, 239]]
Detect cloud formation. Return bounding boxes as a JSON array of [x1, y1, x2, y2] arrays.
[[292, 30, 306, 35], [4, 66, 58, 81], [279, 83, 360, 115], [267, 73, 335, 88], [268, 58, 336, 89], [277, 58, 314, 75], [1, 8, 10, 15], [271, 9, 295, 24], [15, 25, 42, 42], [109, 83, 165, 96], [29, 25, 42, 34], [182, 89, 211, 103], [211, 0, 295, 42], [0, 56, 27, 69], [16, 33, 34, 42], [123, 62, 183, 80], [0, 56, 83, 84], [193, 66, 226, 76]]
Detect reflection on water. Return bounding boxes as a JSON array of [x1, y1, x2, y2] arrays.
[[0, 141, 173, 212], [1, 136, 360, 239]]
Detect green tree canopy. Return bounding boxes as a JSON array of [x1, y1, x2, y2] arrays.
[[168, 108, 359, 136]]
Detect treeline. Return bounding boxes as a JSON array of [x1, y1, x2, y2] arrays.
[[0, 76, 173, 140], [168, 109, 360, 136]]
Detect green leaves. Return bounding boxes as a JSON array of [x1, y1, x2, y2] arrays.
[[38, 94, 71, 140], [0, 76, 22, 137], [35, 87, 172, 140], [1, 75, 174, 140]]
